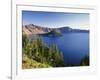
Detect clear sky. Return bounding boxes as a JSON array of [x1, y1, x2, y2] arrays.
[[22, 11, 89, 30]]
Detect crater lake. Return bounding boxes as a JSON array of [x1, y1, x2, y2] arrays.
[[42, 32, 89, 66]]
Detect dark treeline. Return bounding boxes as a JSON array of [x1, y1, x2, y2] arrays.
[[80, 56, 89, 66]]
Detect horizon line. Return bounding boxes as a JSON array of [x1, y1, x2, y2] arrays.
[[22, 23, 89, 30]]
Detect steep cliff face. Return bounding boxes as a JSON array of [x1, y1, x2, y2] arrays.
[[22, 24, 71, 35], [22, 24, 89, 36], [22, 24, 51, 35]]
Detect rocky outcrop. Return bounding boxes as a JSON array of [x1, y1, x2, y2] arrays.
[[22, 24, 89, 36], [22, 24, 71, 35], [22, 24, 51, 35]]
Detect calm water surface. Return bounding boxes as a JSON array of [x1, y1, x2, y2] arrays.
[[42, 32, 89, 65]]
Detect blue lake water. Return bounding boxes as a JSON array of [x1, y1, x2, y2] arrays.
[[42, 32, 89, 65]]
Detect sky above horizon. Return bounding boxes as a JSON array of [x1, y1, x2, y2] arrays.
[[22, 11, 89, 30]]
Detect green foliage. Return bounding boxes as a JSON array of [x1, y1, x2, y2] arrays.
[[48, 44, 64, 67], [22, 34, 64, 68], [22, 34, 29, 48], [22, 54, 51, 69]]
